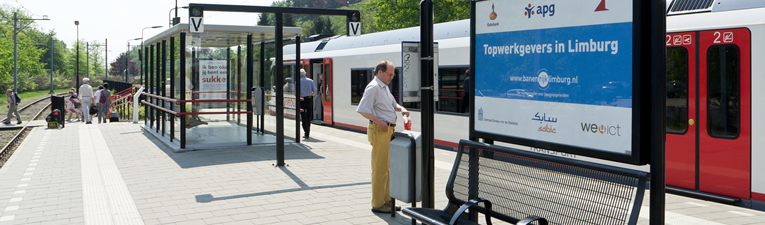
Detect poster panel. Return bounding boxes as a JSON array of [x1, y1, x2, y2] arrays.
[[199, 59, 227, 100], [472, 0, 645, 164]]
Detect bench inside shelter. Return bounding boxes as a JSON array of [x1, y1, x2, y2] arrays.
[[403, 139, 649, 225]]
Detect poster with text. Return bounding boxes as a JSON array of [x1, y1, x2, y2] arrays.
[[474, 0, 633, 155], [199, 59, 227, 101]]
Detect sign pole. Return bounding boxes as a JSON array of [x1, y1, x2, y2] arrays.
[[647, 0, 666, 223], [420, 0, 435, 209]]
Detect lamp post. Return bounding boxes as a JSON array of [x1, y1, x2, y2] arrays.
[[13, 12, 49, 93], [75, 20, 79, 91], [141, 26, 163, 86], [126, 38, 142, 83], [169, 5, 189, 27]]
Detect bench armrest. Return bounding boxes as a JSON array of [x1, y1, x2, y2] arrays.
[[449, 198, 493, 225], [517, 215, 548, 225]]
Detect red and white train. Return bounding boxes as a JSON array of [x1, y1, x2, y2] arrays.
[[281, 1, 765, 210]]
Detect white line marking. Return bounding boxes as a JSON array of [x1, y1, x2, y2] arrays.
[[17, 184, 27, 188], [23, 172, 32, 176], [0, 215, 14, 221], [80, 125, 144, 225], [20, 178, 30, 182], [28, 163, 36, 166], [9, 197, 21, 202], [685, 202, 708, 207], [4, 206, 19, 211], [13, 190, 25, 195], [728, 211, 755, 216], [30, 159, 37, 162], [25, 167, 34, 171]]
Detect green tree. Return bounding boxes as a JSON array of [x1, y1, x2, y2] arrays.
[[371, 0, 469, 31]]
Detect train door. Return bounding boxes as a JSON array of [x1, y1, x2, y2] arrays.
[[310, 60, 323, 123], [665, 29, 751, 199], [666, 32, 697, 190], [698, 28, 751, 199], [322, 58, 333, 125]]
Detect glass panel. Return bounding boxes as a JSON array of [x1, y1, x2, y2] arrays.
[[707, 45, 740, 137], [324, 63, 331, 102], [437, 67, 469, 114], [351, 69, 370, 104], [666, 48, 688, 133]]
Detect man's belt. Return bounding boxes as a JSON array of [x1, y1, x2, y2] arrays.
[[370, 120, 395, 127]]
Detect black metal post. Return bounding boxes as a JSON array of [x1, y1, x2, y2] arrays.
[[144, 46, 149, 125], [50, 38, 54, 94], [276, 13, 285, 166], [180, 32, 187, 149], [420, 0, 435, 209], [237, 46, 242, 125], [295, 36, 301, 143], [247, 34, 253, 145], [75, 22, 79, 92], [156, 43, 161, 133], [227, 48, 231, 121], [259, 41, 265, 133], [150, 44, 155, 129], [648, 0, 666, 223], [161, 39, 167, 136], [170, 36, 175, 142]]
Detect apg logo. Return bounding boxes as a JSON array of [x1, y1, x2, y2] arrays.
[[580, 122, 622, 136], [524, 3, 555, 18]]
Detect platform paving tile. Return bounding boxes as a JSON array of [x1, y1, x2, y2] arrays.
[[0, 121, 764, 224]]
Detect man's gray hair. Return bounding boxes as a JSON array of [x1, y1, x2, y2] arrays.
[[374, 60, 394, 74], [300, 69, 307, 76], [83, 78, 90, 83]]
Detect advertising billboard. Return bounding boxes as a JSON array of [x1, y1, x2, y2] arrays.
[[471, 0, 657, 165]]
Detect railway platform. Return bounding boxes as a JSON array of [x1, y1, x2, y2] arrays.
[[0, 121, 764, 224]]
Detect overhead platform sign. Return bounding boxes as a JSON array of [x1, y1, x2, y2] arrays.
[[189, 6, 204, 33], [471, 0, 660, 165]]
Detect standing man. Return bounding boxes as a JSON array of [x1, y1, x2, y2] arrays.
[[295, 69, 317, 139], [356, 61, 409, 213], [4, 89, 21, 125], [79, 78, 94, 124]]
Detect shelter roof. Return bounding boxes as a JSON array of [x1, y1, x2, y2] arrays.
[[144, 23, 302, 48]]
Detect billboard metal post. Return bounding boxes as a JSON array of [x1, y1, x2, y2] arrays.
[[259, 42, 265, 134], [646, 0, 667, 223], [420, 0, 435, 209], [296, 36, 301, 144], [180, 32, 187, 149], [276, 12, 285, 167], [247, 34, 254, 145]]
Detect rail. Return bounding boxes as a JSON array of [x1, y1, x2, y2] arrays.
[[0, 95, 56, 161]]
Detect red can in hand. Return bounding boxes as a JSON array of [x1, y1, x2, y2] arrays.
[[404, 116, 412, 131]]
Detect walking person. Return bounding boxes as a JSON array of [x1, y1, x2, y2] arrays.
[[96, 84, 111, 124], [4, 89, 21, 125], [356, 61, 409, 213], [79, 78, 94, 124], [295, 69, 317, 139], [70, 88, 81, 121]]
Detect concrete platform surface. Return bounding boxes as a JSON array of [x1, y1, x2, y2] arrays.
[[0, 121, 763, 225]]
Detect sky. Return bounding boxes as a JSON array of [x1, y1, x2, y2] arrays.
[[8, 0, 277, 66]]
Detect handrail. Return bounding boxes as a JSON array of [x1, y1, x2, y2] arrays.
[[141, 92, 251, 103], [141, 100, 251, 116]]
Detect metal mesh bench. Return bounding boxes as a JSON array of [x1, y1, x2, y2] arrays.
[[403, 139, 649, 225]]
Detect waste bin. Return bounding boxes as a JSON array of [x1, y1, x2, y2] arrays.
[[49, 95, 66, 128], [390, 131, 422, 203], [251, 87, 264, 115]]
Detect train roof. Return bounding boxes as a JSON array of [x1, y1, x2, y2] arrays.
[[667, 0, 765, 15], [283, 19, 469, 54]]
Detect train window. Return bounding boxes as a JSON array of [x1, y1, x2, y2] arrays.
[[437, 67, 469, 114], [707, 45, 740, 138], [666, 48, 688, 133], [351, 69, 372, 104]]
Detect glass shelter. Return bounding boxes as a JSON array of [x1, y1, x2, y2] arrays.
[[141, 23, 302, 151]]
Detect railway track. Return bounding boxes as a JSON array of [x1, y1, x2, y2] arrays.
[[0, 94, 63, 169]]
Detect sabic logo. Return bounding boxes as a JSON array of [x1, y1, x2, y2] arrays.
[[489, 3, 497, 20], [524, 3, 555, 18]]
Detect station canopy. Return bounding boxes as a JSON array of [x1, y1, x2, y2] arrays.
[[144, 23, 303, 47]]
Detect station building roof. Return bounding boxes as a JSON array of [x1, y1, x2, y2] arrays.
[[144, 23, 302, 48]]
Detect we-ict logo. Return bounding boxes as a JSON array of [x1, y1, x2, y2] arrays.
[[524, 3, 555, 18], [580, 122, 621, 136]]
